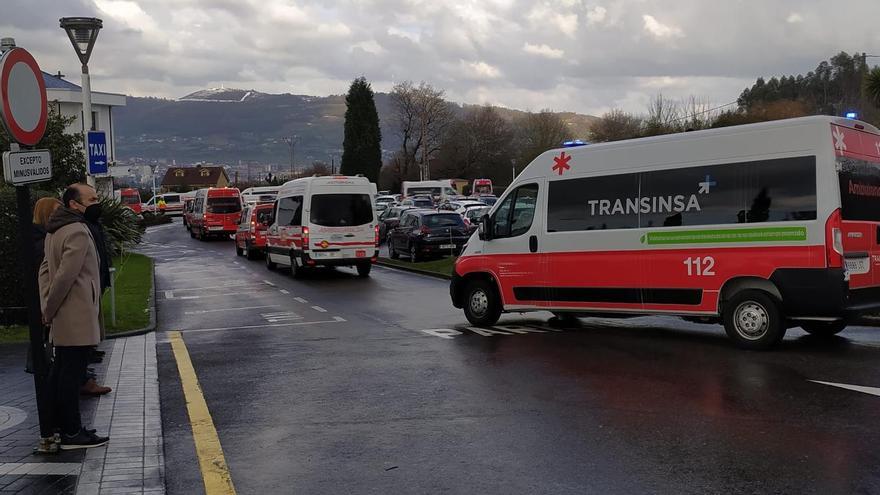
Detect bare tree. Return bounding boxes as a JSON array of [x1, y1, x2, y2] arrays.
[[589, 109, 643, 142], [390, 81, 456, 181], [434, 106, 515, 181], [644, 92, 682, 136], [515, 110, 572, 167]]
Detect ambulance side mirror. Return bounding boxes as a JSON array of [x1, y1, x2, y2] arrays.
[[478, 214, 492, 241]]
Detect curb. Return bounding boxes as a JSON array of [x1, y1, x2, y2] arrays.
[[376, 258, 453, 280], [106, 257, 157, 340]]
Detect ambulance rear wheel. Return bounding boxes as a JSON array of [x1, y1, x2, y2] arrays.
[[463, 279, 501, 326], [245, 241, 258, 260], [356, 262, 372, 278], [800, 320, 847, 337], [723, 290, 786, 350], [235, 243, 243, 256], [290, 254, 303, 279], [265, 252, 277, 271]]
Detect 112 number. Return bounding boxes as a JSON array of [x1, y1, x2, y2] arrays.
[[684, 256, 715, 276]]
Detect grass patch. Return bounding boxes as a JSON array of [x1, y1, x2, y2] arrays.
[[0, 325, 28, 344], [379, 256, 456, 278], [102, 253, 153, 334], [0, 254, 152, 343]]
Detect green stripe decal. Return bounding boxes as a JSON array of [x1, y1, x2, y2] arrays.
[[641, 226, 807, 245]]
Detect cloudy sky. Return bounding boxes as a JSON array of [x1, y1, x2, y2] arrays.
[[3, 0, 879, 116]]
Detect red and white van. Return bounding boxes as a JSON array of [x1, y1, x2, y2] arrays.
[[450, 116, 880, 349], [235, 203, 273, 259], [265, 176, 378, 278], [189, 188, 242, 240], [115, 188, 142, 215]]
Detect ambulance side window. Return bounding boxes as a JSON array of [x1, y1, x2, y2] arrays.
[[276, 196, 303, 227], [493, 184, 538, 239]]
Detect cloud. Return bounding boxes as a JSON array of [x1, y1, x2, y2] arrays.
[[642, 15, 685, 39], [2, 0, 877, 117], [461, 60, 502, 80], [526, 4, 579, 38], [523, 42, 565, 59], [586, 6, 608, 25]]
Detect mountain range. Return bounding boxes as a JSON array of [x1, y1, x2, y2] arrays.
[[113, 88, 598, 166]]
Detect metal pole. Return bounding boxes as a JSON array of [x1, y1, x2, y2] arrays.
[[81, 64, 94, 188], [108, 267, 116, 326], [10, 143, 53, 448]]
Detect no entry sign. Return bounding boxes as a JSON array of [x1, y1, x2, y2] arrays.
[[0, 47, 48, 146]]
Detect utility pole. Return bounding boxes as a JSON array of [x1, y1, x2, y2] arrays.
[[283, 135, 297, 177]]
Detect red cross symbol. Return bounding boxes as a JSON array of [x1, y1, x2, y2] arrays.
[[552, 151, 572, 175]]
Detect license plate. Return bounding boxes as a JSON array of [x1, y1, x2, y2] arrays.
[[356, 250, 366, 258], [845, 257, 870, 275], [440, 244, 456, 249], [312, 251, 341, 259], [208, 226, 224, 231]]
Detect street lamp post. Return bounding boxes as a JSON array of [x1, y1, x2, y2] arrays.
[[59, 17, 102, 188], [283, 135, 297, 178]]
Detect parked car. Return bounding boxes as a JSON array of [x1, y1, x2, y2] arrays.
[[440, 200, 487, 216], [472, 194, 498, 206], [387, 210, 470, 262], [401, 197, 434, 208], [235, 203, 274, 259], [375, 195, 398, 207], [379, 205, 416, 242], [463, 206, 491, 231]]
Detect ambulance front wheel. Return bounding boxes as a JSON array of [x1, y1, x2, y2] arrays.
[[722, 290, 786, 350], [463, 280, 502, 326]]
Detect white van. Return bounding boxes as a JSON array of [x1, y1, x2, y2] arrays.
[[402, 180, 458, 203], [265, 176, 379, 277], [451, 115, 880, 349], [144, 193, 184, 216], [240, 186, 279, 205]]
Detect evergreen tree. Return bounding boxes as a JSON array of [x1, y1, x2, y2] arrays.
[[340, 77, 382, 182]]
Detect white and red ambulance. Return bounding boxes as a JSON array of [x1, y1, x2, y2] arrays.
[[265, 176, 379, 278], [450, 115, 880, 349]]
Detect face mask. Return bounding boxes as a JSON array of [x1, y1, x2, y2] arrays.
[[83, 203, 102, 223]]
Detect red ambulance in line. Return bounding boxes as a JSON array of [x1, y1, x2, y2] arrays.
[[450, 116, 880, 349], [235, 203, 274, 259], [115, 188, 142, 214], [188, 187, 242, 240]]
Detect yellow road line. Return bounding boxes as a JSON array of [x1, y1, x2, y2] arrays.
[[169, 331, 237, 495]]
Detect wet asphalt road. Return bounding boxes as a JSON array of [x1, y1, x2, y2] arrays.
[[142, 219, 880, 495]]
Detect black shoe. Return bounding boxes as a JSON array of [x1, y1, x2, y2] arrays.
[[60, 429, 109, 450]]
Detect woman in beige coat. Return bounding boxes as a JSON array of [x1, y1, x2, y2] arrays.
[[39, 184, 109, 450]]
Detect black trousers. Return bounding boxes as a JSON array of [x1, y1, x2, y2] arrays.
[[50, 346, 91, 436]]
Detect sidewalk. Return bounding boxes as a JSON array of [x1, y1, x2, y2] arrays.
[[0, 333, 165, 494]]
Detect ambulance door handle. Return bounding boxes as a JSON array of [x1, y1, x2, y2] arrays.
[[529, 235, 538, 253]]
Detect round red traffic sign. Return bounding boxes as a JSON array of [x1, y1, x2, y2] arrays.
[[0, 48, 48, 146]]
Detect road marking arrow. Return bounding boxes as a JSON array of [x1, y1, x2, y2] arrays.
[[810, 380, 880, 397]]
